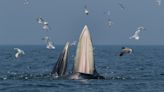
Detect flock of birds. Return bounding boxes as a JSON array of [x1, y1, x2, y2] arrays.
[[13, 0, 162, 59], [36, 17, 55, 50], [14, 15, 77, 58]]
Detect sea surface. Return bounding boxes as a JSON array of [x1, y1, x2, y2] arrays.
[[0, 45, 164, 92]]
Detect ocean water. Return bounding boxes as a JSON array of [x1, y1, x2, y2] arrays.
[[0, 45, 164, 92]]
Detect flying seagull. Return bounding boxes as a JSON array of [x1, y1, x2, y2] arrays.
[[104, 10, 112, 28], [36, 17, 50, 31], [47, 41, 55, 49], [129, 26, 145, 40], [42, 21, 49, 31], [24, 0, 29, 5], [42, 36, 55, 49], [37, 17, 44, 24], [119, 47, 132, 56], [118, 3, 126, 10], [155, 0, 161, 6], [84, 5, 89, 15], [42, 36, 49, 42], [107, 19, 112, 28], [14, 48, 25, 58]]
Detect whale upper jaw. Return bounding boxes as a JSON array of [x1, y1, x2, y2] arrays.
[[73, 25, 95, 75], [70, 25, 104, 79]]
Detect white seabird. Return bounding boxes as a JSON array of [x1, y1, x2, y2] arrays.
[[42, 21, 49, 31], [84, 5, 89, 15], [129, 26, 145, 40], [42, 36, 55, 49], [155, 0, 161, 6], [42, 36, 49, 42], [24, 0, 29, 5], [36, 17, 50, 31], [118, 3, 126, 10], [47, 41, 55, 49], [14, 48, 25, 58], [104, 10, 112, 28], [107, 19, 112, 28], [36, 17, 44, 24], [119, 47, 132, 56]]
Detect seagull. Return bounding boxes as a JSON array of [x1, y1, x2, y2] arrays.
[[84, 5, 89, 15], [155, 0, 161, 6], [42, 36, 49, 42], [129, 26, 145, 40], [119, 47, 132, 57], [104, 10, 112, 28], [47, 41, 55, 49], [36, 17, 44, 24], [42, 21, 49, 31], [36, 17, 50, 31], [14, 48, 25, 58], [24, 0, 29, 5], [118, 3, 126, 10], [137, 26, 145, 31], [42, 36, 55, 49], [107, 19, 112, 28]]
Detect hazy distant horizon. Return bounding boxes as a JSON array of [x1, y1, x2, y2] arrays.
[[0, 0, 164, 45], [0, 43, 164, 46]]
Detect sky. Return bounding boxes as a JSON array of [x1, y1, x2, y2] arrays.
[[0, 0, 164, 45]]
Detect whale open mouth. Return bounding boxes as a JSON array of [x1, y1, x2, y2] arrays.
[[73, 25, 95, 75]]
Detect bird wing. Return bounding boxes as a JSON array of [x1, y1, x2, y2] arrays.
[[14, 48, 21, 52], [17, 49, 22, 53], [129, 33, 137, 39], [21, 50, 25, 54], [134, 30, 141, 35], [15, 53, 19, 58]]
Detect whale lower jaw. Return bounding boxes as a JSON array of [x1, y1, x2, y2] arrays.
[[69, 72, 105, 80], [54, 72, 105, 80]]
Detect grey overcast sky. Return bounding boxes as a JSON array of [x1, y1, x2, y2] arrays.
[[0, 0, 164, 45]]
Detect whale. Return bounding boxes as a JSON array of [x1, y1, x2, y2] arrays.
[[51, 42, 70, 77], [51, 25, 104, 79]]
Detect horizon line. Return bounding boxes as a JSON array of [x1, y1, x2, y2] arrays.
[[0, 44, 164, 46]]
